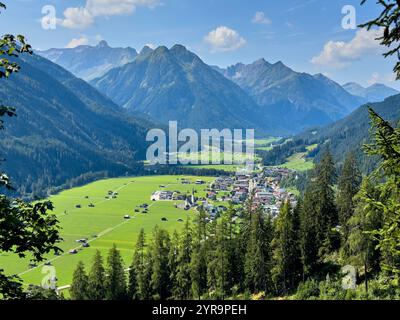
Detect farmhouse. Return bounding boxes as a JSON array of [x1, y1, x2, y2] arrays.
[[151, 191, 173, 201]]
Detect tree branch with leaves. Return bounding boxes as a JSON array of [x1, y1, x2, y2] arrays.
[[0, 2, 62, 300], [360, 0, 400, 79]]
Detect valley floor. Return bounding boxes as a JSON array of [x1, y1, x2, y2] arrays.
[[0, 175, 214, 292]]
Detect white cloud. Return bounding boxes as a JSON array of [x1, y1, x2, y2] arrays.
[[59, 0, 160, 29], [65, 36, 90, 48], [145, 43, 156, 49], [60, 7, 94, 29], [94, 34, 104, 42], [252, 11, 271, 25], [311, 28, 383, 68], [204, 26, 246, 53], [368, 72, 380, 85], [368, 72, 396, 85]]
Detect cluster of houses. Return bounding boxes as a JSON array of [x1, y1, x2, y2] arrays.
[[209, 168, 298, 218], [150, 167, 298, 221]]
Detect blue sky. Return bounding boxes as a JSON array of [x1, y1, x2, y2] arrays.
[[1, 0, 399, 89]]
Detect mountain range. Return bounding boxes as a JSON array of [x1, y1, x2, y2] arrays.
[[3, 42, 400, 197], [37, 42, 399, 135], [89, 44, 385, 134], [0, 53, 152, 197], [90, 44, 281, 134], [37, 41, 138, 81], [342, 82, 399, 103], [215, 60, 365, 131]]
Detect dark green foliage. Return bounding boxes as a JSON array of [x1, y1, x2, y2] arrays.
[[175, 220, 192, 299], [244, 206, 273, 294], [212, 210, 236, 299], [272, 201, 302, 294], [337, 153, 362, 249], [150, 227, 171, 300], [0, 272, 24, 299], [337, 153, 362, 228], [0, 199, 61, 260], [70, 261, 89, 300], [0, 3, 62, 298], [127, 265, 138, 300], [87, 250, 106, 300], [25, 285, 60, 300], [168, 231, 180, 299], [347, 177, 383, 291], [131, 229, 151, 300], [190, 209, 208, 299], [361, 108, 400, 273], [105, 244, 127, 300], [295, 279, 321, 300], [313, 150, 339, 254], [280, 170, 312, 196], [300, 190, 319, 277], [299, 150, 338, 264]]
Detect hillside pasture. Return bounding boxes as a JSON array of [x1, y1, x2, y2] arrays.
[[0, 175, 214, 289]]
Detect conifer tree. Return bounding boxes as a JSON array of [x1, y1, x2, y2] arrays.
[[87, 250, 106, 300], [314, 149, 338, 255], [175, 220, 192, 299], [105, 244, 127, 300], [127, 264, 138, 300], [144, 249, 154, 299], [168, 230, 180, 299], [272, 200, 302, 294], [131, 228, 150, 300], [206, 219, 218, 295], [70, 261, 89, 300], [347, 177, 383, 292], [362, 109, 400, 273], [213, 211, 235, 299], [150, 227, 171, 300], [337, 152, 361, 246], [244, 206, 273, 294], [301, 150, 338, 260], [234, 206, 248, 292], [299, 190, 319, 279], [190, 208, 209, 299]]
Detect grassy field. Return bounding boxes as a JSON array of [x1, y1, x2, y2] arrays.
[[277, 153, 314, 171], [183, 164, 244, 172], [275, 144, 318, 172], [176, 147, 259, 164], [174, 138, 275, 173], [0, 175, 214, 290]]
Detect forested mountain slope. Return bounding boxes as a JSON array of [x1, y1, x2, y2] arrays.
[[0, 53, 152, 197]]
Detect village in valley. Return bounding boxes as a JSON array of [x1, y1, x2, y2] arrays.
[[150, 167, 298, 220]]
